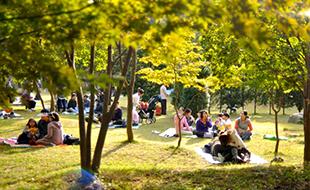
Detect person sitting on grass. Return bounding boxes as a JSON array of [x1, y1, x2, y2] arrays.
[[184, 108, 195, 126], [174, 107, 193, 137], [37, 109, 50, 139], [235, 110, 253, 140], [212, 113, 224, 133], [83, 95, 90, 113], [36, 112, 64, 146], [111, 101, 123, 125], [219, 112, 232, 131], [193, 110, 213, 138], [21, 90, 36, 111], [67, 93, 78, 113], [17, 118, 40, 145]]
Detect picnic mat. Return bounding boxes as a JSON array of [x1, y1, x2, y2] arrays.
[[159, 128, 196, 138], [0, 137, 45, 148], [95, 124, 141, 129], [194, 147, 268, 164], [263, 134, 289, 141]]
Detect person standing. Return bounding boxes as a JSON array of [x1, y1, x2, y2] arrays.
[[132, 88, 144, 125], [160, 84, 169, 115]]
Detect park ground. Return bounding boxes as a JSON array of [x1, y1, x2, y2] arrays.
[[0, 96, 309, 190]]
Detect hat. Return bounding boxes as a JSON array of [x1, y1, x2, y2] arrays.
[[39, 109, 50, 116]]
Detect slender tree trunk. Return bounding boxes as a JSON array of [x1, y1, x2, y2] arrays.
[[66, 44, 87, 170], [271, 95, 282, 159], [85, 43, 95, 169], [304, 50, 310, 165], [49, 89, 55, 112], [274, 110, 280, 157], [219, 89, 222, 113], [269, 100, 272, 115], [126, 49, 136, 142], [92, 47, 134, 173], [282, 96, 285, 115], [254, 90, 257, 115], [35, 82, 45, 110]]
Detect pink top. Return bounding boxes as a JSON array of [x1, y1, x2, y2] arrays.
[[174, 114, 191, 135]]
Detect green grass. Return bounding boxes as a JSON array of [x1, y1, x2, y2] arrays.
[[0, 99, 309, 189]]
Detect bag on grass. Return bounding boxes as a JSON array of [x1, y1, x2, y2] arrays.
[[63, 134, 80, 145]]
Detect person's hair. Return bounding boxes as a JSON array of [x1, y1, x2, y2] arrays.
[[26, 118, 37, 128], [71, 93, 76, 97], [185, 108, 192, 114], [223, 113, 230, 118], [218, 113, 223, 117], [40, 109, 49, 114], [243, 110, 248, 116], [49, 112, 60, 122], [137, 87, 144, 94], [199, 110, 208, 119]]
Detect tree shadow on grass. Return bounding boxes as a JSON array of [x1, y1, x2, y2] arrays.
[[0, 145, 46, 155], [102, 141, 130, 158], [98, 165, 310, 190]]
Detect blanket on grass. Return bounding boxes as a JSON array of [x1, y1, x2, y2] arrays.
[[159, 128, 196, 138], [95, 123, 141, 129], [0, 137, 45, 148], [194, 147, 268, 164]]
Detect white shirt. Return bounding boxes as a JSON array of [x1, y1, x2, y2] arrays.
[[132, 93, 140, 110], [160, 85, 168, 100]]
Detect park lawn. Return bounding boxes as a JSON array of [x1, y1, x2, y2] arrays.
[[0, 101, 309, 189]]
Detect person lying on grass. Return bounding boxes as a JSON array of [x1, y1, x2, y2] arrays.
[[17, 118, 40, 145], [36, 112, 64, 146], [204, 129, 250, 163]]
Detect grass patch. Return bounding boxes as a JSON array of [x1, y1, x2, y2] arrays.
[[0, 99, 309, 189]]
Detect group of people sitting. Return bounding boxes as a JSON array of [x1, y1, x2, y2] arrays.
[[174, 108, 253, 141], [17, 110, 64, 146], [57, 93, 91, 114], [174, 108, 253, 163]]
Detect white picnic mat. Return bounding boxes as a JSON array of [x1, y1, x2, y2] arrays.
[[159, 128, 196, 138], [194, 147, 268, 164]]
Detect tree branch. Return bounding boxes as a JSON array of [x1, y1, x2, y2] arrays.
[[0, 3, 94, 22]]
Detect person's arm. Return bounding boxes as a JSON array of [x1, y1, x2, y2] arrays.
[[206, 119, 212, 128], [248, 120, 253, 131], [235, 119, 239, 129], [224, 120, 232, 129], [45, 124, 54, 138], [181, 116, 190, 129]]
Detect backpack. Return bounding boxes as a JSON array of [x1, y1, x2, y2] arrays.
[[63, 134, 80, 145]]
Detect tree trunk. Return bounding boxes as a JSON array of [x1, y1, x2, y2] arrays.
[[85, 43, 95, 169], [49, 89, 55, 112], [254, 93, 257, 115], [269, 100, 272, 115], [35, 81, 45, 110], [66, 45, 87, 170], [91, 47, 134, 173], [126, 49, 136, 142], [271, 96, 281, 159], [304, 49, 310, 165], [219, 89, 222, 113], [274, 110, 280, 157], [282, 97, 285, 115]]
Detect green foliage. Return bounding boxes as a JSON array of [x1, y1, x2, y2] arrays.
[[171, 85, 208, 115]]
